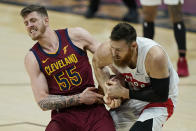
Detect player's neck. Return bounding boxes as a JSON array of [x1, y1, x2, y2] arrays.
[[133, 46, 138, 67], [38, 28, 59, 53], [128, 47, 138, 69]]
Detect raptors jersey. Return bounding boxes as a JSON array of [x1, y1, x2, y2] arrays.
[[31, 29, 95, 96], [110, 37, 179, 128]]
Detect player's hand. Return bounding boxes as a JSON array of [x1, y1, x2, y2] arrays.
[[108, 98, 122, 109], [79, 87, 104, 105], [103, 94, 112, 105], [106, 79, 124, 98], [103, 94, 122, 109]]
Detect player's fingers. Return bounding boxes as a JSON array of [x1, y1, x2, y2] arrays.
[[112, 99, 118, 109], [110, 76, 117, 81], [103, 95, 112, 104], [109, 99, 121, 109], [108, 100, 115, 108], [107, 80, 116, 85], [86, 87, 97, 91], [96, 98, 104, 104], [94, 92, 103, 98], [114, 99, 121, 108], [83, 87, 95, 93]]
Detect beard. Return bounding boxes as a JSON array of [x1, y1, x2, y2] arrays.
[[113, 51, 131, 68], [113, 48, 136, 69], [30, 23, 46, 41], [113, 58, 127, 68]]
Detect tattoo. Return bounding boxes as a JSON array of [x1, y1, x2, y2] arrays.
[[38, 94, 81, 111]]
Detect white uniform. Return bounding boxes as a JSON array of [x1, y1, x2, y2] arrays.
[[110, 37, 179, 131], [140, 0, 184, 6]]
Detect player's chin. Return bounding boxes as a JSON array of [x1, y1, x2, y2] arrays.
[[31, 36, 39, 41]]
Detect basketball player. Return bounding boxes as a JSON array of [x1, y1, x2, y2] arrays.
[[140, 0, 189, 77], [20, 5, 115, 131], [93, 23, 179, 131]]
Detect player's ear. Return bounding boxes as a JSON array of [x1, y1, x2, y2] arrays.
[[131, 41, 137, 48], [44, 17, 49, 25]]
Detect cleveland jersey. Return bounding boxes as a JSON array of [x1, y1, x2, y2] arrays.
[[31, 29, 95, 96]]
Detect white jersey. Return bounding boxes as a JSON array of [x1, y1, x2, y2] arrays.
[[110, 37, 179, 130], [140, 0, 184, 6]]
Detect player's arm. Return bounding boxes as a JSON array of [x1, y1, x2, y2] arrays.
[[93, 43, 122, 109], [92, 42, 113, 94], [25, 52, 103, 111], [68, 27, 101, 54], [130, 46, 169, 102], [107, 46, 170, 102]]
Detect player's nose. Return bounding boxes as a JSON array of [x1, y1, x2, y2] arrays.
[[27, 22, 34, 28]]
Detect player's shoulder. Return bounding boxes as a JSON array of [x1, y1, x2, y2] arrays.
[[149, 46, 166, 58], [71, 27, 86, 31], [93, 42, 112, 64], [24, 50, 41, 73], [68, 27, 90, 41], [147, 46, 168, 67], [68, 27, 88, 35], [25, 51, 34, 60], [96, 41, 110, 55], [24, 51, 37, 66]]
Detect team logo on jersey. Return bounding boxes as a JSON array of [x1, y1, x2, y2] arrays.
[[42, 58, 49, 64], [63, 45, 68, 54]]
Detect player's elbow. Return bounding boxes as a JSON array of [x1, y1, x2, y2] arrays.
[[37, 100, 49, 111], [35, 93, 49, 111], [37, 96, 50, 111], [40, 107, 48, 111]]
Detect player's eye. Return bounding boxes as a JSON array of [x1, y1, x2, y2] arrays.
[[24, 22, 28, 26], [30, 18, 37, 23]]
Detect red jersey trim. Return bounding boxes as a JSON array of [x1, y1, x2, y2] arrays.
[[140, 98, 174, 120]]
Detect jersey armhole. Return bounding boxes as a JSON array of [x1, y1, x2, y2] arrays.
[[65, 28, 87, 56], [30, 49, 44, 72]]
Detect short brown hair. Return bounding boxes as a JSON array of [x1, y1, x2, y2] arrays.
[[110, 23, 137, 44], [20, 5, 48, 18]]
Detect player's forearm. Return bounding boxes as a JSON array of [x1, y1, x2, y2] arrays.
[[92, 55, 111, 94], [38, 94, 81, 111], [129, 77, 169, 102], [94, 67, 110, 94], [129, 88, 167, 102]]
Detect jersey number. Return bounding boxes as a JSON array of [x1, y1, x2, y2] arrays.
[[54, 66, 82, 91]]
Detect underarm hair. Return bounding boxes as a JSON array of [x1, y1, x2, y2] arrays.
[[129, 77, 170, 102], [38, 94, 81, 111]]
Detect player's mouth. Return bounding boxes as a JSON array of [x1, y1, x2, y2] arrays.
[[30, 28, 38, 34], [115, 56, 121, 60]]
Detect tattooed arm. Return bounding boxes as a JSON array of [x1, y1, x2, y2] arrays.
[[25, 51, 103, 111], [38, 87, 103, 111], [38, 94, 80, 111]]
